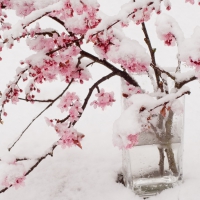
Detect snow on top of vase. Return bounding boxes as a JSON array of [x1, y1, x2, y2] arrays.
[[113, 86, 188, 149]]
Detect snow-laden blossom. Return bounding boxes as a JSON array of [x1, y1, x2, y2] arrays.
[[55, 123, 84, 148], [107, 38, 151, 73], [1, 162, 26, 189], [91, 29, 116, 59], [122, 83, 142, 99], [49, 0, 101, 35], [179, 27, 200, 70], [185, 0, 195, 4], [163, 32, 176, 46], [58, 92, 79, 112], [156, 13, 184, 46], [163, 0, 171, 10], [126, 134, 139, 149], [90, 89, 115, 110]]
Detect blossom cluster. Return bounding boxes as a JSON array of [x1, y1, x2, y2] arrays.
[[57, 92, 83, 123], [49, 0, 101, 35], [45, 118, 84, 149], [1, 162, 26, 189], [90, 89, 115, 110], [121, 80, 142, 99]]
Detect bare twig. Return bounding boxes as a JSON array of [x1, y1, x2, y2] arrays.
[[150, 63, 175, 81], [18, 98, 53, 103], [142, 22, 163, 92]]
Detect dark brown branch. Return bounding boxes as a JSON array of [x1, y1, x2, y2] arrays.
[[150, 63, 175, 81], [80, 50, 139, 87], [0, 157, 31, 162], [142, 22, 163, 92], [25, 144, 57, 176], [3, 30, 60, 44], [0, 68, 29, 120], [48, 16, 73, 35], [34, 31, 60, 37], [18, 98, 53, 103], [23, 12, 51, 29], [90, 1, 154, 36], [48, 16, 65, 28], [175, 76, 197, 89], [8, 80, 74, 151], [96, 86, 100, 93]]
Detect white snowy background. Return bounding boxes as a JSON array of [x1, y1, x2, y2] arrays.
[[0, 0, 200, 199]]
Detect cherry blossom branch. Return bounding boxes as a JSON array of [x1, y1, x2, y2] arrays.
[[0, 68, 29, 121], [90, 1, 155, 37], [80, 50, 139, 87], [0, 143, 57, 194], [8, 79, 74, 151], [60, 72, 116, 123], [82, 72, 116, 111]]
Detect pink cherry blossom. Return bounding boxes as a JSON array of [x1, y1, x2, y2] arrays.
[[126, 134, 139, 149], [185, 0, 195, 4], [90, 89, 115, 110], [122, 81, 142, 98], [55, 124, 84, 148], [57, 92, 80, 112], [1, 176, 10, 187], [45, 117, 54, 127], [13, 176, 25, 189], [163, 32, 176, 46]]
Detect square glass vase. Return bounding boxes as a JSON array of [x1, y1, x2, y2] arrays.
[[122, 108, 184, 198]]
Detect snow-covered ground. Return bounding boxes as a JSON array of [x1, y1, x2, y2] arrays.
[[1, 0, 200, 199]]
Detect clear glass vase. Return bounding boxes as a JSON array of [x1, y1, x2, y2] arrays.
[[122, 98, 185, 198]]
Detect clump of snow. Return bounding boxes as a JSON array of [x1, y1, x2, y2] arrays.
[[108, 38, 151, 73], [156, 13, 184, 46], [113, 94, 155, 149], [179, 26, 200, 69]]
